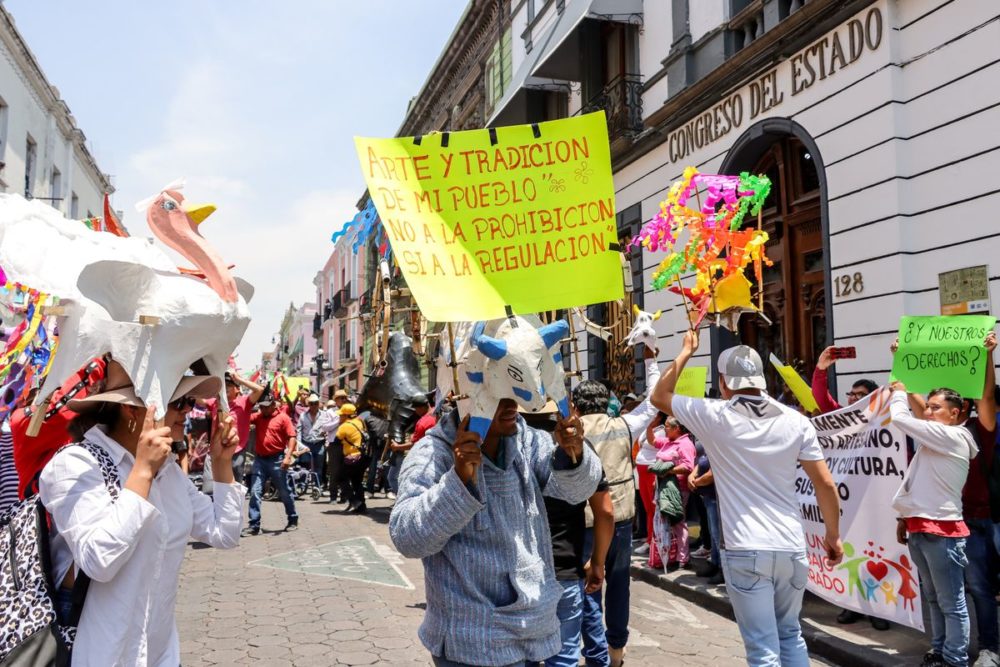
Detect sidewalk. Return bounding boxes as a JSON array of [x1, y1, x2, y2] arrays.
[[630, 557, 929, 667]]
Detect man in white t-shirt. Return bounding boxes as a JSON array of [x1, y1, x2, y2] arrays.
[[650, 330, 843, 667]]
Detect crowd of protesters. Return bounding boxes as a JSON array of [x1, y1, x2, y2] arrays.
[[2, 325, 999, 667]]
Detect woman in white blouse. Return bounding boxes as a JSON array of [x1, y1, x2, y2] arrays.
[[40, 365, 245, 667]]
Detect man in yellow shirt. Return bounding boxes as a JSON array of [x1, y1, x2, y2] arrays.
[[336, 403, 369, 513]]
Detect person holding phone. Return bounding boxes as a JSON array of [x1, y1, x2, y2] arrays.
[[651, 331, 843, 667], [39, 361, 244, 666], [812, 346, 878, 414]]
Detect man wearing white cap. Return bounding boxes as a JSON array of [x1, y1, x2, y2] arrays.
[[650, 330, 843, 667], [297, 394, 325, 487]]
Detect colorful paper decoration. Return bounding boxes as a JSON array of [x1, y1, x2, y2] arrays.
[[631, 168, 772, 328], [0, 272, 59, 420]]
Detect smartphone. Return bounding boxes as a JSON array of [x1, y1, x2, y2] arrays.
[[830, 346, 857, 360]]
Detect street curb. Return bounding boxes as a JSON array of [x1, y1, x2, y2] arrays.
[[630, 564, 904, 667]]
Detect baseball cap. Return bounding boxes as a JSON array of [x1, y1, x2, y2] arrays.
[[412, 393, 430, 406], [339, 402, 357, 416], [717, 345, 767, 391], [307, 393, 320, 403]]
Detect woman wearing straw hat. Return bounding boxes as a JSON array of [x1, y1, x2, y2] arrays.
[[39, 360, 244, 667]]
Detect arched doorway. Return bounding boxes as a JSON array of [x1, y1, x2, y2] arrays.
[[717, 119, 833, 393]]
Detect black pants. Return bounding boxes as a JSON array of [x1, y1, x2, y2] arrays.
[[326, 444, 349, 501], [365, 439, 386, 493], [345, 457, 369, 507]]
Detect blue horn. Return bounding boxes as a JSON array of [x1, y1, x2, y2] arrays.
[[539, 320, 569, 349]]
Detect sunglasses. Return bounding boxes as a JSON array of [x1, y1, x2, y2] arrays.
[[169, 396, 197, 411], [845, 391, 869, 400]]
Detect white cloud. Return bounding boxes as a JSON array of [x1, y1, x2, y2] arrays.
[[117, 58, 360, 371]]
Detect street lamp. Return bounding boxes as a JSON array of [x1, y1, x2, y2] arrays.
[[315, 347, 326, 395]]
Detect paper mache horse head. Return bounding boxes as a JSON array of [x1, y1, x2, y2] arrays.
[[624, 305, 661, 350], [437, 315, 570, 439]]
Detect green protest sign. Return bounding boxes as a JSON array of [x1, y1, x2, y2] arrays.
[[891, 315, 997, 397], [675, 366, 708, 398]]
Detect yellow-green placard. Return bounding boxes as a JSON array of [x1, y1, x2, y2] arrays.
[[891, 315, 996, 397], [284, 376, 313, 400], [769, 354, 820, 413], [675, 366, 708, 398], [354, 112, 624, 322]]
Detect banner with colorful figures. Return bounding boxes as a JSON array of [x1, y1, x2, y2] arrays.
[[796, 389, 923, 630]]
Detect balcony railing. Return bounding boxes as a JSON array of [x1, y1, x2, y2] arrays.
[[576, 74, 644, 143], [332, 286, 350, 318]]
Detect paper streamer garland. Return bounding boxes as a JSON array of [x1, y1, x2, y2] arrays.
[[0, 272, 60, 419], [631, 168, 772, 326]]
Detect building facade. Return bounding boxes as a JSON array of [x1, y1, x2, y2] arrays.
[[285, 302, 318, 379], [314, 230, 365, 397], [488, 0, 999, 396], [0, 7, 112, 217]]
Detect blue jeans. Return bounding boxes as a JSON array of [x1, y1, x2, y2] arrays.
[[721, 550, 809, 667], [582, 520, 632, 665], [909, 532, 970, 667], [248, 454, 298, 528], [305, 440, 325, 484], [964, 519, 998, 652], [545, 579, 585, 667], [702, 495, 721, 567]]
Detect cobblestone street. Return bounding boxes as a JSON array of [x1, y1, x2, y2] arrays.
[[176, 495, 834, 666]]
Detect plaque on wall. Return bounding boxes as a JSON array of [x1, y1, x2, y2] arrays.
[[939, 265, 991, 315]]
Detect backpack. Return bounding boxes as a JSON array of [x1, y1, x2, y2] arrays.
[[342, 420, 370, 465], [0, 440, 120, 666]]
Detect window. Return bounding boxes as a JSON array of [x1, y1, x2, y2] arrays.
[[49, 167, 61, 208], [484, 28, 513, 112], [70, 192, 79, 219], [25, 136, 37, 197]]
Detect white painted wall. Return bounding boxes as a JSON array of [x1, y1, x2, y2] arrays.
[[689, 0, 727, 43], [610, 0, 999, 395], [0, 14, 108, 218]]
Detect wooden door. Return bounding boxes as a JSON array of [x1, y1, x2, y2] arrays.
[[740, 137, 824, 392]]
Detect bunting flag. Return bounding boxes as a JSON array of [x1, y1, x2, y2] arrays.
[[102, 194, 128, 237]]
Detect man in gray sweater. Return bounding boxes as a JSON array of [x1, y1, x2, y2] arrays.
[[389, 397, 602, 667]]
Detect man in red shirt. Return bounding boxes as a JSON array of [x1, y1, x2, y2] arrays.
[[247, 394, 298, 534], [222, 371, 264, 484]]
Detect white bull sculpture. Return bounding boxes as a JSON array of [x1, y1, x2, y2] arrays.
[[436, 315, 570, 439], [624, 304, 662, 350]]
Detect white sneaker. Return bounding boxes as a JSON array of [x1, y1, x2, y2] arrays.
[[975, 649, 1000, 667], [691, 546, 711, 559], [633, 543, 650, 556], [387, 492, 396, 500]]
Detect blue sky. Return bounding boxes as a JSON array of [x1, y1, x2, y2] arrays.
[[6, 0, 466, 368]]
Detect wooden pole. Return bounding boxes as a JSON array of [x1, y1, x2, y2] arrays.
[[674, 275, 695, 330], [757, 208, 764, 311], [446, 323, 461, 399]]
